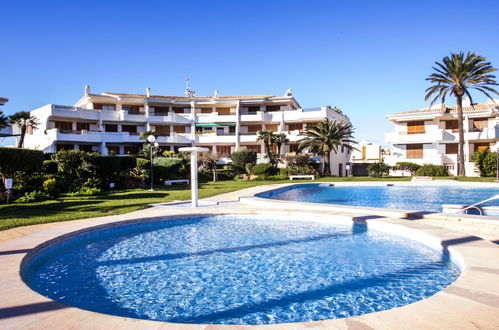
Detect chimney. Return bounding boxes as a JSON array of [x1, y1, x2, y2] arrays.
[[214, 90, 219, 98], [85, 85, 90, 95], [146, 88, 151, 97]]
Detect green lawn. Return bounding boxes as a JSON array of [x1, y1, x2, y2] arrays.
[[0, 175, 493, 231]]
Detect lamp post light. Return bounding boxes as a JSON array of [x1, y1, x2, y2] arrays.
[[147, 135, 159, 191]]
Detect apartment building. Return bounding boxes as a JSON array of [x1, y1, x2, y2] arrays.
[[350, 141, 382, 176], [22, 86, 353, 176], [385, 98, 499, 176]]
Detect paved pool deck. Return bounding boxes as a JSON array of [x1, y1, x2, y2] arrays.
[[1, 182, 499, 329]]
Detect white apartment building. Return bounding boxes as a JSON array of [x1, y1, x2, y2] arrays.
[[21, 86, 352, 176], [350, 141, 382, 176], [385, 98, 499, 176]]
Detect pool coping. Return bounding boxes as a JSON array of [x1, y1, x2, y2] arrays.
[[0, 184, 498, 329]]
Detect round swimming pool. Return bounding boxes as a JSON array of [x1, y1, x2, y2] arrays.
[[258, 183, 499, 213], [22, 215, 460, 325]]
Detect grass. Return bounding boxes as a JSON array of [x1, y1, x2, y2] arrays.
[[0, 175, 495, 231]]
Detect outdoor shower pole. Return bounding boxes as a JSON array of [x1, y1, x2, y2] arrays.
[[179, 147, 208, 207]]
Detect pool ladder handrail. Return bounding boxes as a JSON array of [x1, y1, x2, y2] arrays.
[[458, 194, 499, 215]]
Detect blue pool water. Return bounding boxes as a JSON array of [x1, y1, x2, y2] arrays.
[[258, 184, 499, 212], [22, 215, 460, 325]]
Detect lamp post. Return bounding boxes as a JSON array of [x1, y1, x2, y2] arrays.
[[147, 135, 159, 191]]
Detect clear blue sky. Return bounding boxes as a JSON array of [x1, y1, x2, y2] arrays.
[[1, 0, 498, 145]]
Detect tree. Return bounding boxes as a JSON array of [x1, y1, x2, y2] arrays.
[[425, 52, 498, 176], [256, 129, 276, 163], [9, 111, 40, 148], [273, 132, 289, 155], [298, 119, 356, 176], [230, 149, 257, 174], [139, 130, 159, 158], [0, 110, 8, 129], [139, 130, 157, 141], [198, 152, 219, 182]]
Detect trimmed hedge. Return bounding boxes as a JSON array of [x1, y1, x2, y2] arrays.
[[153, 157, 186, 181], [395, 161, 421, 175], [250, 163, 274, 175], [415, 164, 448, 177], [0, 147, 44, 177]]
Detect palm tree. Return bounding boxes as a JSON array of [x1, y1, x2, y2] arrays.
[[256, 129, 276, 160], [298, 119, 356, 176], [0, 110, 8, 129], [9, 111, 40, 148], [139, 130, 157, 141], [273, 132, 289, 155], [425, 52, 498, 176]]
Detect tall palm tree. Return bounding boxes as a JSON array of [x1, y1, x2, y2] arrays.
[[425, 52, 498, 176], [9, 111, 40, 148], [0, 110, 8, 129], [139, 130, 157, 141], [256, 129, 276, 160], [298, 119, 356, 176], [273, 132, 289, 155]]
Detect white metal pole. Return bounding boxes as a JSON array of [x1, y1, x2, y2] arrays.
[[191, 151, 198, 207]]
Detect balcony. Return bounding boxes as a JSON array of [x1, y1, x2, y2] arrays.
[[196, 133, 237, 144], [197, 113, 237, 123], [386, 129, 444, 144], [384, 154, 444, 166], [442, 127, 499, 141]]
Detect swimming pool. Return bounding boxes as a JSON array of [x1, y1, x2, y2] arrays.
[[258, 183, 499, 213], [22, 214, 459, 325]]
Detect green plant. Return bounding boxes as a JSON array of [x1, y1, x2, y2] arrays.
[[367, 162, 390, 178], [287, 164, 319, 176], [9, 111, 40, 148], [473, 149, 497, 177], [250, 163, 274, 175], [284, 154, 311, 167], [82, 177, 102, 189], [42, 178, 58, 197], [153, 157, 186, 181], [15, 190, 49, 203], [67, 187, 101, 197], [51, 150, 88, 177], [425, 52, 498, 176], [42, 160, 58, 174], [0, 147, 44, 178], [230, 149, 257, 174], [395, 162, 421, 175], [415, 164, 449, 177], [298, 119, 356, 176]]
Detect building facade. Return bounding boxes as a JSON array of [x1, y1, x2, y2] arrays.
[[22, 87, 353, 176], [385, 98, 499, 176], [350, 141, 382, 176]]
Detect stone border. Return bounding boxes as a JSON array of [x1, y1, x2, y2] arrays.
[[0, 184, 499, 329]]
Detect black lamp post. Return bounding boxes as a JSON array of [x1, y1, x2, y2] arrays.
[[147, 135, 159, 191]]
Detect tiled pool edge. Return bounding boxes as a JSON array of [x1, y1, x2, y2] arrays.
[[0, 185, 498, 329]]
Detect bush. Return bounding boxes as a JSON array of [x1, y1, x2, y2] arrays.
[[284, 154, 311, 167], [230, 149, 257, 173], [42, 178, 58, 197], [250, 163, 274, 175], [153, 157, 186, 181], [15, 190, 49, 203], [82, 177, 102, 189], [395, 161, 421, 175], [367, 162, 390, 178], [473, 149, 497, 177], [287, 164, 319, 176], [67, 187, 101, 197], [0, 147, 44, 177], [51, 150, 89, 177], [268, 168, 289, 180], [415, 164, 448, 177], [42, 160, 58, 174]]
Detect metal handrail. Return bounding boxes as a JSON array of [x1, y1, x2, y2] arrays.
[[458, 194, 499, 215]]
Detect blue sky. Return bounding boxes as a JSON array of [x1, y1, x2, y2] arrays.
[[1, 0, 498, 145]]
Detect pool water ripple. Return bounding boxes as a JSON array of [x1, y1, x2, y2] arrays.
[[22, 215, 460, 325]]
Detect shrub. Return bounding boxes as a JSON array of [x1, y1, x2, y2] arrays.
[[82, 177, 102, 189], [67, 187, 101, 197], [51, 150, 88, 177], [473, 149, 497, 177], [367, 162, 390, 178], [415, 164, 449, 177], [42, 160, 58, 174], [284, 154, 311, 167], [15, 190, 49, 203], [153, 157, 185, 181], [0, 147, 44, 177], [395, 161, 421, 175], [250, 163, 274, 175], [287, 164, 319, 176], [268, 168, 289, 180], [42, 178, 58, 197], [230, 149, 257, 173]]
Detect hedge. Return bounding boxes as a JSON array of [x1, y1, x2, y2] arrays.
[[415, 164, 448, 177], [0, 147, 44, 177], [250, 163, 274, 175]]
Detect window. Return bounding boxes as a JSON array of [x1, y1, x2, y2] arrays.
[[266, 105, 281, 112], [289, 144, 299, 153], [341, 145, 345, 153], [172, 107, 186, 113], [200, 107, 212, 114], [76, 122, 90, 131], [56, 144, 74, 151], [79, 145, 94, 153], [122, 125, 137, 134], [247, 106, 260, 113], [155, 125, 170, 136], [173, 125, 188, 133], [153, 106, 169, 114], [445, 120, 459, 131], [229, 126, 236, 134], [124, 146, 140, 154], [407, 121, 425, 134], [54, 121, 72, 133], [216, 127, 225, 135], [216, 108, 231, 115], [245, 124, 262, 133], [105, 124, 118, 132], [217, 145, 232, 155], [246, 145, 261, 153], [107, 146, 120, 155], [98, 104, 116, 110], [122, 105, 140, 113], [445, 143, 458, 154], [473, 118, 489, 131], [266, 124, 278, 131], [406, 144, 423, 159], [288, 123, 302, 131]]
